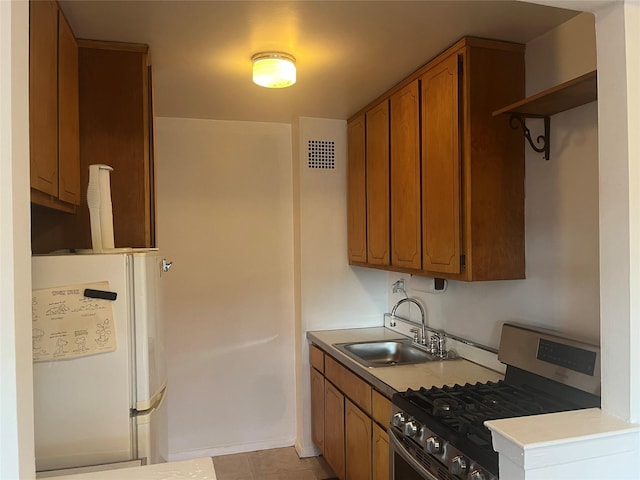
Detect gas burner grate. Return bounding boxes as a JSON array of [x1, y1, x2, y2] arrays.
[[394, 379, 593, 476]]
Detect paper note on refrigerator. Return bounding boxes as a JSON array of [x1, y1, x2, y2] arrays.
[[32, 281, 117, 362]]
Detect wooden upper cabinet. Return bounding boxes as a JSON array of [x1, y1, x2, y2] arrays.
[[365, 101, 390, 266], [31, 41, 157, 254], [346, 37, 524, 281], [29, 0, 60, 198], [57, 11, 81, 205], [390, 80, 422, 270], [420, 53, 462, 275], [464, 44, 525, 280], [77, 42, 155, 249], [29, 0, 81, 211], [347, 114, 367, 264]]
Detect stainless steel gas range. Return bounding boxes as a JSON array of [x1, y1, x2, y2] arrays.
[[389, 323, 601, 480]]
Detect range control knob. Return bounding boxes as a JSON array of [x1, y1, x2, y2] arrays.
[[425, 435, 442, 454], [450, 455, 469, 476], [403, 420, 419, 437], [392, 413, 406, 428], [469, 469, 488, 480]]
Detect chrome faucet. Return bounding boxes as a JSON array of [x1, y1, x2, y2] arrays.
[[391, 297, 427, 345]]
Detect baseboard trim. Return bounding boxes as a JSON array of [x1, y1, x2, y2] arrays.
[[168, 437, 295, 461], [294, 440, 321, 458]]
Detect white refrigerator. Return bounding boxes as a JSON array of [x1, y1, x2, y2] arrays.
[[31, 249, 170, 474]]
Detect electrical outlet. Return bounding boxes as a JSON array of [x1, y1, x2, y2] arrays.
[[411, 276, 447, 294]]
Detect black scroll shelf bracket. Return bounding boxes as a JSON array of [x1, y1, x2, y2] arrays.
[[509, 114, 550, 161]]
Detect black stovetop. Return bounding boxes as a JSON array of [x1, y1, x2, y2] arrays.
[[392, 377, 599, 476]]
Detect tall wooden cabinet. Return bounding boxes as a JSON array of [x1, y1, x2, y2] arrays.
[[31, 40, 157, 254], [347, 37, 525, 281], [390, 80, 421, 270], [420, 53, 461, 275], [347, 114, 367, 263], [29, 0, 80, 212], [365, 101, 390, 266]]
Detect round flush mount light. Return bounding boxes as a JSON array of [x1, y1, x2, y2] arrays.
[[251, 52, 296, 89]]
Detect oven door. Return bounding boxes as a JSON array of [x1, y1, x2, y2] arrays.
[[389, 428, 438, 480]]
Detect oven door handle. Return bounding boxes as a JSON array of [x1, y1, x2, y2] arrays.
[[389, 429, 439, 480]]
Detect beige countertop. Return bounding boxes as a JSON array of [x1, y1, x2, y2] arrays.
[[50, 458, 216, 480], [307, 327, 503, 398]]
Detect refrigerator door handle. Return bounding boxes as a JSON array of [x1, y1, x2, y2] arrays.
[[133, 385, 167, 417]]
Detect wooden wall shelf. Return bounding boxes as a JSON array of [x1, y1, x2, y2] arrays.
[[493, 70, 597, 160]]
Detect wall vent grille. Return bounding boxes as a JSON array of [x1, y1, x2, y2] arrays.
[[307, 140, 335, 169]]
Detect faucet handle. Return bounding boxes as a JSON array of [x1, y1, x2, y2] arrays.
[[429, 332, 447, 358], [409, 328, 419, 343]]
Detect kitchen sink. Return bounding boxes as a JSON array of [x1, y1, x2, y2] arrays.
[[333, 339, 438, 367]]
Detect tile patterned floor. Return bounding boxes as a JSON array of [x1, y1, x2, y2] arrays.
[[212, 447, 337, 480]]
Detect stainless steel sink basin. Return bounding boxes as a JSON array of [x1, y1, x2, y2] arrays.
[[333, 339, 437, 367]]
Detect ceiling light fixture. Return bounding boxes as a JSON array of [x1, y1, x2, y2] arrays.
[[251, 52, 296, 89]]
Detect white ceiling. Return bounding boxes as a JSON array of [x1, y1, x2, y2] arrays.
[[59, 1, 581, 124]]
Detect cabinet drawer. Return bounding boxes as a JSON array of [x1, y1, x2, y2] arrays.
[[325, 356, 372, 414], [372, 390, 392, 427], [310, 344, 324, 373]]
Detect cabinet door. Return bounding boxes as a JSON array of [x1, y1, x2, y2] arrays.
[[345, 399, 372, 480], [310, 368, 325, 453], [29, 0, 58, 196], [390, 81, 421, 270], [57, 11, 80, 205], [372, 423, 389, 480], [325, 381, 345, 479], [421, 54, 462, 274], [78, 43, 155, 248], [347, 114, 367, 263], [365, 101, 390, 266]]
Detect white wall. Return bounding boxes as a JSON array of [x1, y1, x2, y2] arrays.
[[620, 0, 640, 425], [155, 117, 297, 459], [0, 1, 35, 478], [297, 117, 388, 332], [595, 0, 640, 423], [293, 117, 388, 456], [388, 13, 600, 349]]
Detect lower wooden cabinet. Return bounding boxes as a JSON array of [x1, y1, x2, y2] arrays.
[[310, 345, 392, 480], [324, 381, 346, 478], [311, 367, 325, 453], [346, 399, 372, 480], [372, 424, 390, 480]]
